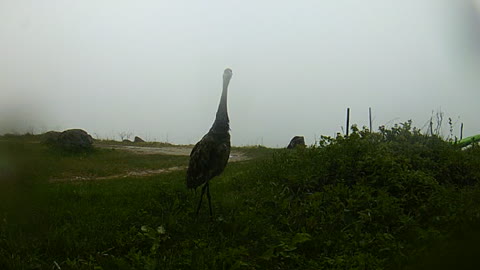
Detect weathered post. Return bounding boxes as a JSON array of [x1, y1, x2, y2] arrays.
[[346, 108, 350, 137], [460, 123, 464, 140]]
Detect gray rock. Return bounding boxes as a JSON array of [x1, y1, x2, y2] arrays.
[[134, 136, 145, 143], [287, 136, 306, 149], [44, 129, 93, 152], [42, 131, 61, 145]]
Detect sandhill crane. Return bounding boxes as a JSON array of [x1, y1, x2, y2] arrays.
[[186, 68, 233, 216]]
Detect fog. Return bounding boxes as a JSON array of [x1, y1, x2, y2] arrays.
[[1, 0, 479, 147]]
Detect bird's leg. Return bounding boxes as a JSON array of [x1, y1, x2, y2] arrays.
[[195, 184, 208, 216], [206, 183, 213, 217]]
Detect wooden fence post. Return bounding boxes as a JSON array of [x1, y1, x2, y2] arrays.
[[346, 108, 350, 136]]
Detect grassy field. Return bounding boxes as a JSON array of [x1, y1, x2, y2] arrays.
[[1, 125, 480, 269]]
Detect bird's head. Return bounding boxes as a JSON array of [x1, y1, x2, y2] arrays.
[[223, 68, 233, 82]]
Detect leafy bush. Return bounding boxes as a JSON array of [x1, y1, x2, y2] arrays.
[[248, 122, 480, 268]]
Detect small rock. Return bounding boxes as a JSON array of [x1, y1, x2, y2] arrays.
[[287, 136, 306, 149], [134, 136, 145, 143]]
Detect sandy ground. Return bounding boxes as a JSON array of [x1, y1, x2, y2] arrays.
[[51, 144, 249, 182], [95, 144, 249, 162], [50, 166, 185, 182]]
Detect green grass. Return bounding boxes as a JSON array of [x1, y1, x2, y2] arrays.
[[47, 148, 188, 180], [1, 125, 480, 269], [1, 138, 189, 181], [231, 145, 275, 160]]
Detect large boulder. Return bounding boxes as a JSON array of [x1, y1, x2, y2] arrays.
[[134, 136, 145, 143], [42, 131, 61, 145], [287, 136, 306, 149], [44, 129, 94, 152]]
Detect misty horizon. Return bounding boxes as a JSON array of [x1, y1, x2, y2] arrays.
[[1, 0, 479, 147]]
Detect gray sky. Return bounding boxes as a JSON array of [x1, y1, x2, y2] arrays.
[[1, 0, 479, 147]]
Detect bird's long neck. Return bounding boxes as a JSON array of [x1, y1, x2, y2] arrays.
[[210, 78, 230, 133]]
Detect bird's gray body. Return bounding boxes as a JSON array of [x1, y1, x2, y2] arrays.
[[186, 68, 232, 215], [186, 130, 230, 189]]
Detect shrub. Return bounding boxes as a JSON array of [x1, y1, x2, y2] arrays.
[[249, 122, 480, 268]]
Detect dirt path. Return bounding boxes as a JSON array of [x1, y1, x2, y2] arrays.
[[50, 166, 185, 183], [95, 144, 249, 162], [51, 144, 249, 182]]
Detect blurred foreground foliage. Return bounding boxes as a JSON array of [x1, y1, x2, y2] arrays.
[[1, 123, 479, 269]]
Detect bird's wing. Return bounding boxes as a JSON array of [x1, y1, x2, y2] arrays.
[[186, 134, 230, 188]]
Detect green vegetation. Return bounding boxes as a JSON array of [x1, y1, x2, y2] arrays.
[[1, 123, 480, 269], [457, 134, 480, 148], [0, 138, 189, 180]]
